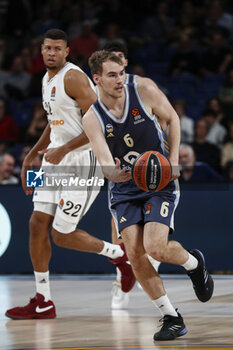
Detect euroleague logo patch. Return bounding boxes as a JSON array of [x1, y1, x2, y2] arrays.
[[131, 108, 140, 117], [131, 108, 145, 125], [51, 86, 56, 98], [59, 198, 64, 209]]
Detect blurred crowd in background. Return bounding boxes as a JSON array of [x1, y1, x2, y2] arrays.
[[0, 0, 233, 185]]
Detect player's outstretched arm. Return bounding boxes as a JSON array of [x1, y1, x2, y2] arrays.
[[138, 81, 180, 180], [83, 110, 131, 183]]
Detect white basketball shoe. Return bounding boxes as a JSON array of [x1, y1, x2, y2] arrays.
[[111, 267, 129, 309]]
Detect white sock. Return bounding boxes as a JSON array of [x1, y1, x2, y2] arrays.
[[34, 271, 51, 302], [182, 253, 198, 271], [152, 295, 178, 317], [98, 241, 124, 259]]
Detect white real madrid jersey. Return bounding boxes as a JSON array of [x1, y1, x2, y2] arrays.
[[42, 62, 95, 151]]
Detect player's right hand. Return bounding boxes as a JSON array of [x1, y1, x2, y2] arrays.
[[103, 158, 132, 183], [38, 146, 67, 164], [21, 157, 34, 195]]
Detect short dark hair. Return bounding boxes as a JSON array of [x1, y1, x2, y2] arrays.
[[43, 29, 68, 45], [88, 50, 124, 75], [103, 41, 128, 58]]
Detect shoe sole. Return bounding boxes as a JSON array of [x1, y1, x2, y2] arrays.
[[5, 312, 56, 320], [194, 249, 214, 302], [198, 274, 214, 302], [154, 327, 188, 341], [195, 249, 207, 268]]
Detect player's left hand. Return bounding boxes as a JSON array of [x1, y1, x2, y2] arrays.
[[38, 147, 67, 164]]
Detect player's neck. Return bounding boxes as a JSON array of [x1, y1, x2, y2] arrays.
[[47, 62, 67, 80], [101, 89, 125, 111]]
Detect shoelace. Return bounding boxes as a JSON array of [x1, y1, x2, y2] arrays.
[[156, 315, 167, 329], [157, 310, 179, 328], [159, 315, 169, 325], [156, 315, 178, 333]]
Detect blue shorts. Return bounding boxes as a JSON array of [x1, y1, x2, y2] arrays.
[[111, 192, 180, 235]]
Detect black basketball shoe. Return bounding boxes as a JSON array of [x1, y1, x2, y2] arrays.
[[153, 311, 187, 341], [187, 249, 214, 302]]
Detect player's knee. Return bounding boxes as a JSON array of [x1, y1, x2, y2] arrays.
[[29, 213, 50, 237], [144, 240, 165, 261], [145, 246, 166, 262], [126, 247, 144, 268]]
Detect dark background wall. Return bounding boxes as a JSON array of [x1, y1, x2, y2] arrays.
[[0, 184, 232, 274]]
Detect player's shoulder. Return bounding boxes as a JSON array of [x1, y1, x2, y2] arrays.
[[64, 67, 88, 83], [137, 76, 160, 98], [83, 106, 101, 132], [64, 68, 93, 94], [137, 76, 159, 90]]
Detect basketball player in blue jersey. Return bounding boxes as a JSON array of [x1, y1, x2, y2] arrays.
[[6, 30, 135, 320], [102, 41, 162, 309], [83, 51, 214, 341]]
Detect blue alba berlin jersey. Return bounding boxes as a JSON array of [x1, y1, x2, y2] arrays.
[[91, 81, 176, 206]]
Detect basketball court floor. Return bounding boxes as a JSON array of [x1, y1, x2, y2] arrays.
[[0, 275, 232, 350]]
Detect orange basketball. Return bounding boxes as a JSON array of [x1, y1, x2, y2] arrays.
[[131, 151, 172, 192]]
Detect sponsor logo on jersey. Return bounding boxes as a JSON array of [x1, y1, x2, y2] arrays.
[[131, 108, 145, 125], [51, 86, 56, 98], [48, 119, 64, 126], [59, 198, 64, 209], [106, 123, 114, 137], [145, 203, 151, 214], [106, 124, 113, 132], [26, 169, 45, 188]]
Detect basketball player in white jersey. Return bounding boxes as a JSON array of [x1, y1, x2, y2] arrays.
[[6, 29, 134, 320], [102, 41, 161, 309]]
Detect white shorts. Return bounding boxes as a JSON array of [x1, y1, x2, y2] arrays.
[[33, 149, 103, 234]]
